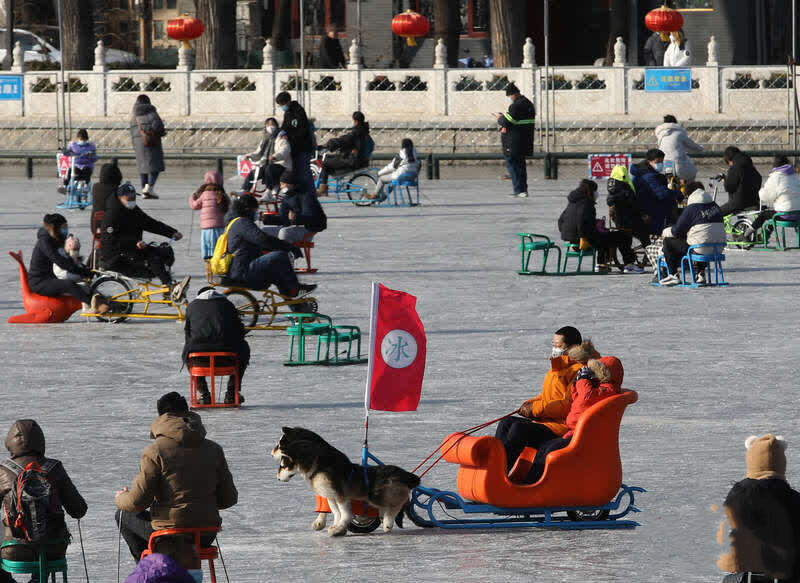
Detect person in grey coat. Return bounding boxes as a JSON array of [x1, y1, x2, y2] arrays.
[[130, 94, 166, 200]]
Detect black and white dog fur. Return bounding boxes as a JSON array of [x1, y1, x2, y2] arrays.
[[272, 427, 420, 536]]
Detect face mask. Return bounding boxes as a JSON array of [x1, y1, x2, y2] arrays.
[[59, 226, 69, 237], [126, 201, 137, 209], [267, 126, 277, 135], [188, 569, 203, 583], [279, 104, 289, 112], [653, 162, 664, 172], [550, 347, 566, 359]]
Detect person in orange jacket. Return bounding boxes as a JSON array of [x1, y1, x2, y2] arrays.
[[495, 326, 598, 472]]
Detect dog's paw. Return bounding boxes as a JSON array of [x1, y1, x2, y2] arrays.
[[328, 524, 348, 537], [383, 523, 393, 533], [312, 513, 327, 531]]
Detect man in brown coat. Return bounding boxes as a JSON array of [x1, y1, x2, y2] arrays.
[[115, 392, 238, 561], [0, 420, 87, 583]]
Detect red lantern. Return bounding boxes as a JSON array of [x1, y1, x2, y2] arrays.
[[645, 5, 684, 42], [167, 15, 205, 49], [392, 9, 430, 47]]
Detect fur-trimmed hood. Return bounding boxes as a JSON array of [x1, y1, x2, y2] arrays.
[[586, 356, 624, 388], [567, 340, 599, 364]]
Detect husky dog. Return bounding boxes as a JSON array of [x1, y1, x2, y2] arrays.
[[271, 426, 420, 536]]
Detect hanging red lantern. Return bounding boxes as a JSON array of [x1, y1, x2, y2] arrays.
[[392, 9, 430, 47], [167, 15, 205, 49], [645, 5, 684, 42]]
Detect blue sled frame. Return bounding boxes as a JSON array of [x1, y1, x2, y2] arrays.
[[407, 484, 646, 530]]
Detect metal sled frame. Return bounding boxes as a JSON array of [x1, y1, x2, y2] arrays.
[[407, 483, 645, 530], [81, 270, 187, 322]]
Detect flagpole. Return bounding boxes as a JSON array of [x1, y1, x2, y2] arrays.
[[363, 281, 380, 460]]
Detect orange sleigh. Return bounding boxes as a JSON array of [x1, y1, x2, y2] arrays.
[[7, 251, 82, 324], [406, 390, 645, 529]]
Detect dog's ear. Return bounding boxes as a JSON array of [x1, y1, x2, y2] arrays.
[[281, 426, 292, 434], [280, 454, 293, 466]]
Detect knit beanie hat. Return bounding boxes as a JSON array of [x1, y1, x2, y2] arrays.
[[204, 170, 222, 186], [745, 434, 787, 480]]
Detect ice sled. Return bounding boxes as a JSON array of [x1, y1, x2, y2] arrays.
[[406, 390, 645, 529], [7, 251, 82, 324]]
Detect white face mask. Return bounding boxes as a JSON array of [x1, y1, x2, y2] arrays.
[[125, 201, 137, 209], [188, 569, 203, 583], [550, 346, 566, 359], [267, 126, 277, 135]]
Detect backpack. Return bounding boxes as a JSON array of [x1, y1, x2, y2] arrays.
[[208, 218, 240, 275], [362, 135, 375, 161], [1, 459, 62, 543]]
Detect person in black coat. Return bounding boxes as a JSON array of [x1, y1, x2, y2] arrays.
[[262, 170, 327, 242], [606, 168, 651, 249], [720, 146, 763, 216], [495, 83, 535, 198], [28, 213, 109, 312], [182, 289, 250, 405], [319, 28, 346, 69], [643, 32, 670, 66], [91, 163, 122, 228], [226, 195, 315, 298], [100, 184, 187, 297], [276, 91, 315, 195], [558, 179, 638, 272], [316, 111, 371, 196]]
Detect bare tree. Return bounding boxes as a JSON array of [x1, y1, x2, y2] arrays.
[[271, 0, 292, 53], [61, 0, 93, 69], [196, 0, 238, 69], [489, 0, 526, 67], [433, 0, 459, 67]]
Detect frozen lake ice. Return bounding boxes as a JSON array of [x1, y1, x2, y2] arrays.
[[0, 165, 799, 582]]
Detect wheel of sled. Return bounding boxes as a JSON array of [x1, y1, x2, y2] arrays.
[[224, 289, 260, 327], [731, 219, 755, 249], [348, 173, 378, 206], [348, 515, 381, 533], [567, 509, 610, 522], [89, 276, 134, 323]]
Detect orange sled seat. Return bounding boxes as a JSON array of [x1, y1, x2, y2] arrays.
[[7, 251, 82, 324], [440, 390, 638, 508]]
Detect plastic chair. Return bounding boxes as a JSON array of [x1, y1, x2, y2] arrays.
[[561, 243, 596, 273], [188, 352, 240, 408], [679, 243, 727, 287], [316, 324, 367, 365], [440, 391, 638, 508], [293, 231, 318, 273], [285, 313, 335, 365], [762, 212, 800, 251], [380, 174, 419, 207], [517, 233, 562, 274], [141, 527, 220, 583], [7, 251, 82, 324], [0, 539, 68, 582]]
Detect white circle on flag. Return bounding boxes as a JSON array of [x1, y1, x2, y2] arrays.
[[380, 329, 417, 369]]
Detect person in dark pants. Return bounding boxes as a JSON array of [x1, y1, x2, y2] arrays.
[[182, 289, 250, 405], [494, 83, 535, 198], [630, 148, 683, 236], [130, 94, 166, 199], [316, 111, 371, 196], [28, 213, 109, 312], [276, 91, 315, 197], [115, 392, 237, 562], [318, 27, 346, 69], [606, 165, 651, 250], [494, 328, 596, 472], [100, 184, 189, 301], [719, 146, 763, 217], [558, 179, 640, 273], [643, 31, 670, 66]]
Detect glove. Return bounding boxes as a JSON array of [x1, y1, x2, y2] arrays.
[[576, 366, 595, 381], [579, 237, 592, 251]]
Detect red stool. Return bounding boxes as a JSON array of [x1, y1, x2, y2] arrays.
[[188, 352, 240, 408], [7, 251, 82, 324], [293, 232, 318, 273], [141, 527, 221, 583]]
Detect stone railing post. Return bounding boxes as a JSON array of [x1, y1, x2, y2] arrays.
[[347, 39, 362, 70], [177, 45, 193, 72], [432, 39, 447, 115], [706, 35, 718, 66], [611, 37, 627, 114], [704, 36, 720, 114], [261, 40, 275, 71], [433, 38, 446, 69], [11, 41, 24, 73], [90, 40, 107, 117], [613, 36, 626, 67], [521, 37, 537, 111], [260, 40, 275, 115], [346, 39, 362, 112], [93, 40, 107, 72]]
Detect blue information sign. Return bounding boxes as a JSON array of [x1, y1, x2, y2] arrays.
[[0, 76, 22, 101], [644, 68, 691, 92]]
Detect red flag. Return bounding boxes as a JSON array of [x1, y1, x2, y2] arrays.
[[365, 283, 426, 412]]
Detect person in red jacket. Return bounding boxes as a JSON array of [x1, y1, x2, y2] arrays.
[[519, 356, 623, 484]]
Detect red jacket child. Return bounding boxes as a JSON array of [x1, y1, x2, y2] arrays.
[[563, 356, 623, 439]]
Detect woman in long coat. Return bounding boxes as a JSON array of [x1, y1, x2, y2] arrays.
[[130, 94, 166, 199]]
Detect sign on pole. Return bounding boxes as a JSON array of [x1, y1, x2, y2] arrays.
[[0, 75, 22, 101], [236, 155, 255, 178], [644, 68, 692, 92], [56, 154, 71, 179], [588, 153, 632, 180]]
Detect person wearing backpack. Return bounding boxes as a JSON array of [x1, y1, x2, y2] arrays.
[[316, 111, 372, 197], [0, 419, 87, 579], [115, 392, 238, 562], [261, 170, 327, 243]]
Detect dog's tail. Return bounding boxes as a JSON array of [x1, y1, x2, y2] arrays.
[[394, 469, 421, 489]]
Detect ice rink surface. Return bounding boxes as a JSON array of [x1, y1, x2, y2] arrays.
[[1, 165, 799, 582]]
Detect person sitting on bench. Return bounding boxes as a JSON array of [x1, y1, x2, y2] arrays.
[[261, 170, 327, 243], [719, 146, 762, 217], [316, 111, 371, 196], [752, 155, 800, 243]]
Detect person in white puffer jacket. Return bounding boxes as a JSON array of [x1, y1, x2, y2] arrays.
[[655, 115, 703, 182], [663, 29, 691, 67], [366, 138, 421, 201], [753, 155, 800, 241]]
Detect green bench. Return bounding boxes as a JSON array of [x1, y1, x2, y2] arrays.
[[285, 313, 367, 366]]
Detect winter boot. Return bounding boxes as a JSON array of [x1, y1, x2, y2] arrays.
[[196, 377, 211, 405], [224, 376, 243, 405]]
